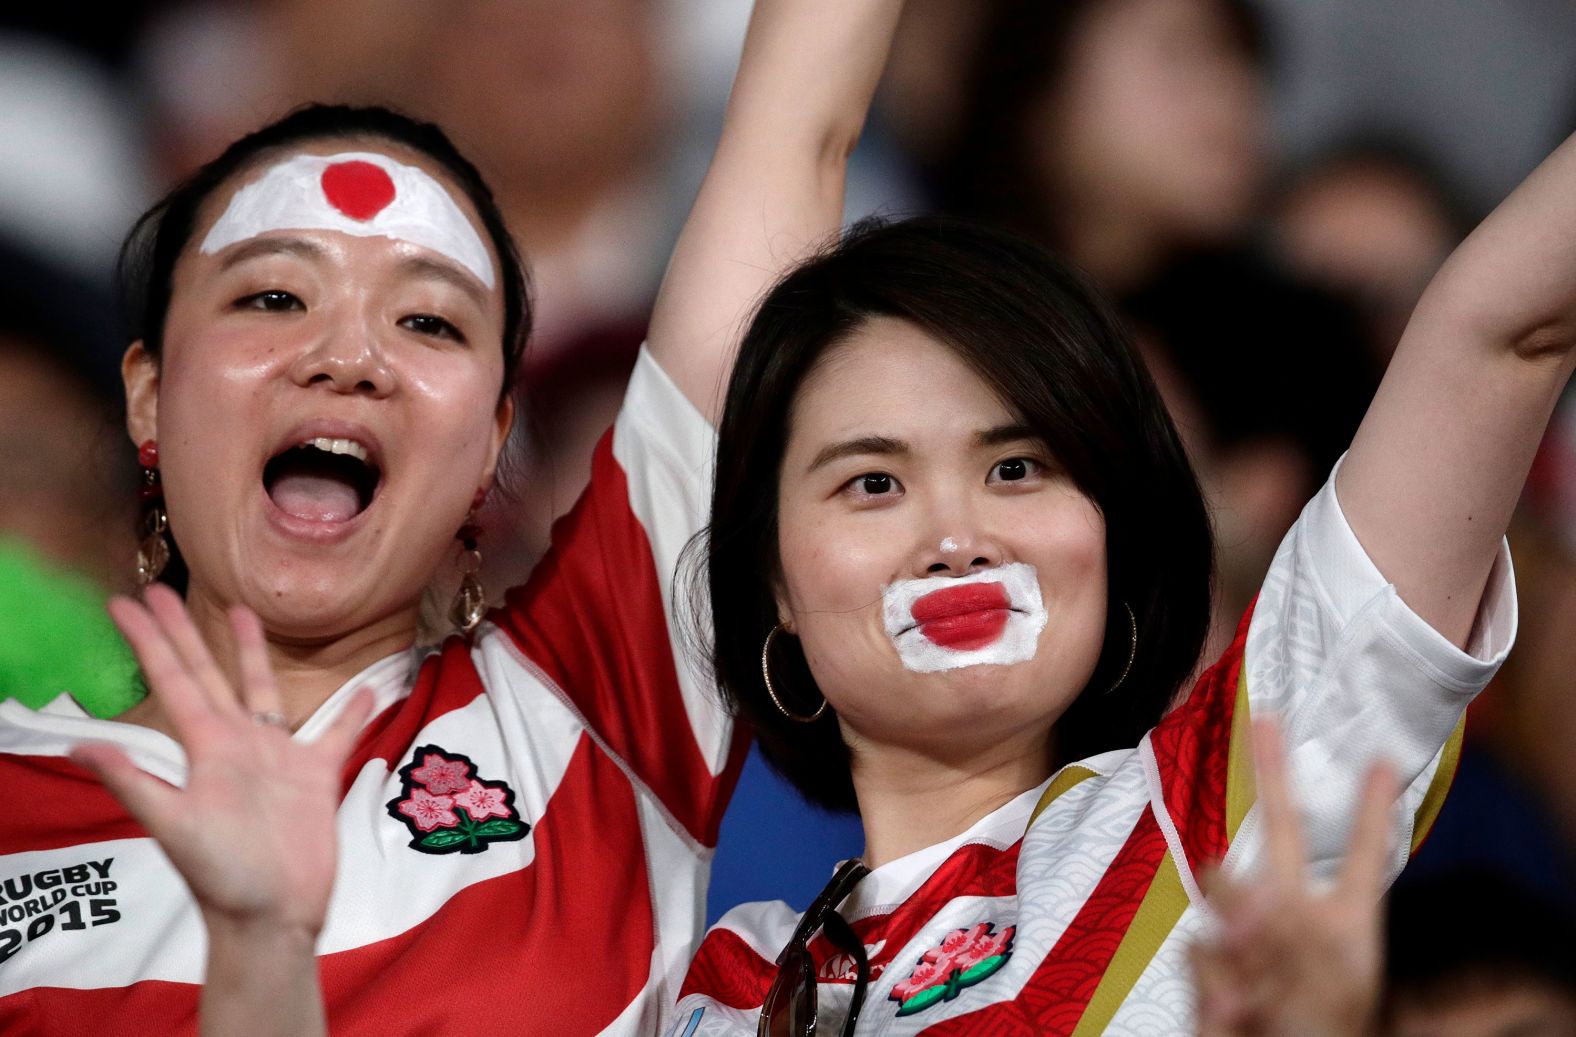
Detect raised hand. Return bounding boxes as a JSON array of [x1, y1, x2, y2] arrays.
[[1191, 718, 1400, 1037], [72, 583, 371, 1037]]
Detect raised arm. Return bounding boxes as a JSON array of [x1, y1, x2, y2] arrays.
[[645, 0, 906, 423], [1339, 132, 1576, 646]]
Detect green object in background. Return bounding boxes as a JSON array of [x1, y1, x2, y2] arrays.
[[0, 537, 140, 717]]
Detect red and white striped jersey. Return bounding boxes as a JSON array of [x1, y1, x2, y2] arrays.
[[0, 348, 744, 1037], [669, 466, 1517, 1037]]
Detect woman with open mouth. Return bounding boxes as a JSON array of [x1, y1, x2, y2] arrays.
[[0, 1, 905, 1034]]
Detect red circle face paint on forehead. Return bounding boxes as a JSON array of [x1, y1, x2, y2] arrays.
[[320, 160, 396, 221]]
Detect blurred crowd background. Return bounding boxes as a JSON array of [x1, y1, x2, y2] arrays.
[[4, 1, 1576, 1029]]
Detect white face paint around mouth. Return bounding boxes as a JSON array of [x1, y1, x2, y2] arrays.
[[200, 151, 496, 289], [881, 562, 1048, 673]]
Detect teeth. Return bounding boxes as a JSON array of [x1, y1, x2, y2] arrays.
[[304, 437, 371, 464]]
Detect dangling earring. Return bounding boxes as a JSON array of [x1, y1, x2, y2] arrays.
[[1105, 601, 1138, 694], [761, 624, 827, 723], [449, 491, 486, 633], [135, 440, 170, 586]]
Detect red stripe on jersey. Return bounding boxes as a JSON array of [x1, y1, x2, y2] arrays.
[[337, 639, 485, 788], [491, 431, 734, 846], [0, 755, 147, 854], [821, 838, 1023, 982], [920, 808, 1170, 1036], [6, 735, 658, 1036], [681, 837, 1027, 1009], [1146, 601, 1256, 876], [2, 981, 197, 1036], [679, 927, 777, 1008]]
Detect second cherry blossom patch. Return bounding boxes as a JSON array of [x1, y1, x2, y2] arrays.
[[889, 922, 1017, 1016]]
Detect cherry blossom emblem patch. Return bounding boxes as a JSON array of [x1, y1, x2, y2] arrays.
[[889, 922, 1016, 1016], [386, 745, 530, 855]]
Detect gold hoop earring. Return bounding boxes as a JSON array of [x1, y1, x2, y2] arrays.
[[1106, 602, 1138, 694], [761, 624, 826, 723], [450, 516, 486, 633]]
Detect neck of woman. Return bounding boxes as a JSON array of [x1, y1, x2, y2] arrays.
[[848, 724, 1054, 870], [118, 589, 419, 737]]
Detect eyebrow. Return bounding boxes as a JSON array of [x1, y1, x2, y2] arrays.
[[396, 255, 489, 310], [217, 237, 326, 270], [976, 423, 1041, 447], [807, 424, 1045, 473], [807, 435, 909, 473]]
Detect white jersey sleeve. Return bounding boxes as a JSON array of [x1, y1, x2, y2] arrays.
[[1145, 456, 1517, 893]]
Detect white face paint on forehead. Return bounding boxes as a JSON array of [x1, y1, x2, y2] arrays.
[[199, 151, 496, 290]]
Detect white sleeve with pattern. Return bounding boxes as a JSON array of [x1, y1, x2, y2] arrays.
[[1224, 456, 1517, 879]]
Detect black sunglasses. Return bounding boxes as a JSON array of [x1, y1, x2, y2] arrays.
[[758, 858, 872, 1037]]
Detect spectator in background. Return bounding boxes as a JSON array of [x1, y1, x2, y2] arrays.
[[419, 0, 682, 584], [1272, 140, 1465, 361], [938, 0, 1268, 295], [936, 0, 1378, 660], [0, 235, 139, 716], [1382, 870, 1576, 1037], [133, 0, 434, 184], [876, 0, 995, 194], [1122, 259, 1373, 660]]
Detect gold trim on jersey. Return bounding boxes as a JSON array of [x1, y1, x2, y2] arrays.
[[1029, 764, 1101, 827], [1068, 850, 1191, 1036]]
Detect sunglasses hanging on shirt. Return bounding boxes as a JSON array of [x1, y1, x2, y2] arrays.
[[759, 858, 872, 1037]]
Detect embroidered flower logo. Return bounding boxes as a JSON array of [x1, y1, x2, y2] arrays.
[[888, 922, 1016, 1016], [386, 745, 529, 855]]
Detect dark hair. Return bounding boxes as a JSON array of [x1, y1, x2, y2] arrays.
[[116, 103, 531, 594], [118, 103, 530, 392], [1384, 868, 1576, 1021], [702, 216, 1213, 811], [936, 0, 1267, 238]]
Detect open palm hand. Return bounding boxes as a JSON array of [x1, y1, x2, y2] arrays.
[[72, 584, 372, 938]]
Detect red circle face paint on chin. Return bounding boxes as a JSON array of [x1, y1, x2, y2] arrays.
[[320, 161, 396, 221]]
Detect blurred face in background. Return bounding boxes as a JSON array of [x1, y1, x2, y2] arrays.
[[1274, 156, 1458, 357], [1034, 0, 1268, 248], [426, 0, 661, 200], [0, 340, 133, 585]]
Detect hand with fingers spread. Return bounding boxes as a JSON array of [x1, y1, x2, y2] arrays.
[[71, 583, 371, 1037], [1191, 718, 1401, 1037]]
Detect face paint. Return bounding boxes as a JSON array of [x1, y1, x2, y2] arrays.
[[881, 562, 1048, 673], [939, 536, 959, 554], [199, 151, 496, 289]]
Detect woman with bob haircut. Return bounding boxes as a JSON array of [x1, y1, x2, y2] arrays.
[[0, 0, 907, 1033], [668, 55, 1574, 1034]]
